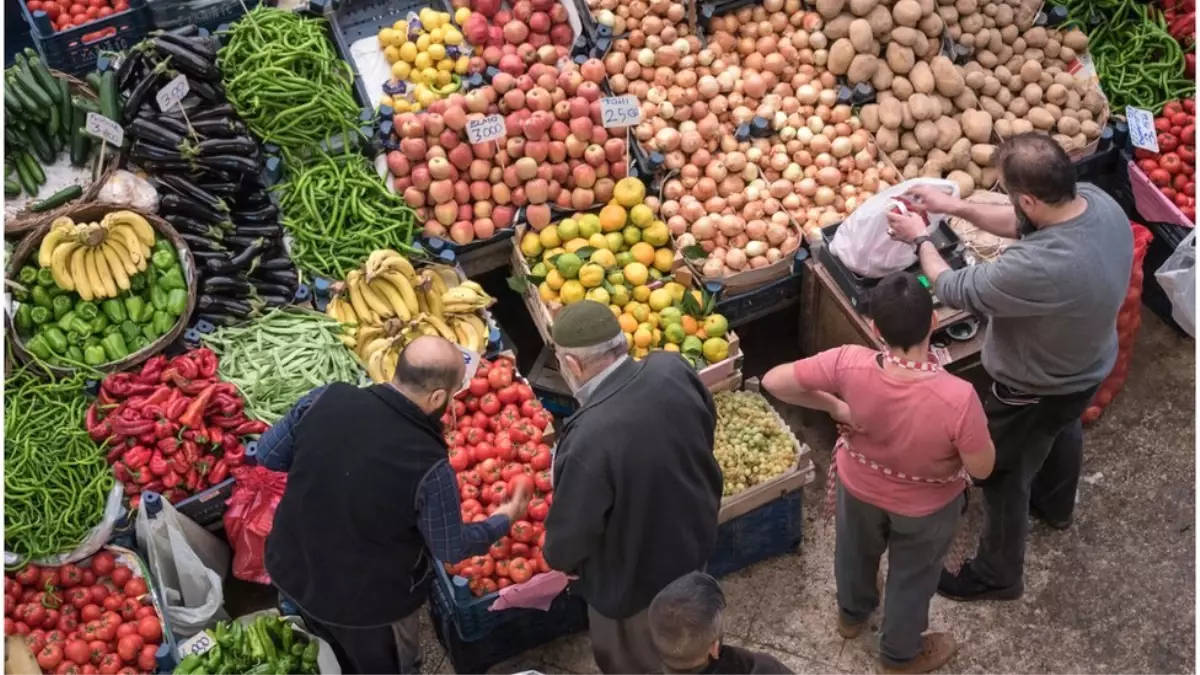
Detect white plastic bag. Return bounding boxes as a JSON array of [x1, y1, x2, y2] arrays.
[[135, 493, 231, 638], [1155, 230, 1196, 337], [4, 483, 125, 568], [829, 178, 960, 278]]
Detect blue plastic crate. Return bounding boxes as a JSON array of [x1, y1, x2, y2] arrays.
[[175, 477, 236, 530], [708, 490, 804, 577], [21, 0, 152, 76]]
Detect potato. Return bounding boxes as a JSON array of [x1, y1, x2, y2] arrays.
[[1008, 97, 1029, 117], [1060, 46, 1077, 62], [979, 96, 1006, 120], [970, 143, 996, 165], [935, 116, 963, 150], [879, 97, 904, 129], [860, 104, 882, 132], [1044, 83, 1068, 106], [1065, 89, 1082, 110], [890, 149, 911, 165], [1044, 103, 1062, 121], [1044, 39, 1061, 59], [996, 44, 1015, 63], [849, 19, 876, 52], [1062, 29, 1088, 52], [999, 23, 1018, 44], [962, 108, 993, 142], [1022, 83, 1043, 106], [891, 76, 915, 99], [938, 6, 959, 24], [828, 38, 856, 75], [981, 166, 1000, 188], [1024, 48, 1045, 65], [959, 32, 977, 47], [948, 137, 972, 169], [848, 0, 879, 15], [815, 0, 845, 19], [886, 42, 916, 73], [931, 56, 965, 97], [960, 12, 983, 32], [867, 5, 894, 36], [993, 65, 1012, 86], [907, 92, 938, 120], [1053, 134, 1077, 151], [954, 0, 976, 12], [903, 159, 923, 180], [976, 49, 998, 69], [982, 29, 1002, 52], [1038, 72, 1054, 90], [1015, 1, 1038, 30], [921, 161, 945, 178], [900, 131, 922, 153], [954, 89, 979, 111], [1023, 26, 1047, 49], [983, 1, 997, 14], [909, 61, 935, 94], [965, 70, 987, 91], [847, 54, 880, 83], [890, 26, 920, 46], [901, 100, 916, 129], [1072, 132, 1088, 148], [947, 170, 975, 196], [1056, 116, 1081, 136], [1078, 109, 1095, 123], [1082, 90, 1106, 115], [994, 118, 1014, 137], [872, 64, 895, 90], [966, 162, 983, 185], [919, 13, 944, 36], [1080, 119, 1100, 138], [981, 75, 1002, 96], [1019, 60, 1042, 84], [994, 88, 1013, 108], [914, 120, 940, 149], [876, 127, 900, 152], [825, 14, 854, 39], [1027, 107, 1055, 130], [893, 0, 923, 26], [948, 24, 962, 40], [913, 32, 934, 57], [1011, 118, 1034, 134]]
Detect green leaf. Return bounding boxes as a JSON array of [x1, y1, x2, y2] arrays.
[[548, 254, 561, 266], [575, 246, 597, 260], [506, 276, 530, 294], [527, 274, 546, 286], [680, 291, 703, 318], [681, 245, 707, 260], [602, 280, 616, 294]]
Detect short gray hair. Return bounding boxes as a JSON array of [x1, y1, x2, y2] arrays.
[[649, 572, 726, 671], [556, 332, 628, 367]]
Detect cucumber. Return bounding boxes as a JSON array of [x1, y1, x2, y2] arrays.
[[26, 126, 54, 164], [21, 150, 45, 186], [74, 96, 100, 114], [4, 83, 26, 117], [14, 154, 38, 198], [49, 128, 64, 155], [57, 77, 71, 134], [5, 125, 26, 149], [99, 70, 119, 125], [23, 51, 61, 104], [86, 72, 103, 91], [31, 185, 82, 212], [69, 102, 90, 167], [7, 75, 44, 122], [5, 179, 20, 198], [12, 55, 53, 110], [46, 100, 60, 138]]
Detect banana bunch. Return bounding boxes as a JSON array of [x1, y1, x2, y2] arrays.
[[441, 281, 494, 314], [37, 211, 157, 302]]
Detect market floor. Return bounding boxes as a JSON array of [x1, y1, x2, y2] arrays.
[[417, 310, 1197, 675]]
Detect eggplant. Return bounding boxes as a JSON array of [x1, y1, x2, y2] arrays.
[[153, 115, 190, 136], [202, 275, 252, 296], [250, 279, 294, 297], [195, 154, 259, 175], [166, 25, 199, 37], [167, 217, 225, 240], [187, 78, 224, 102], [130, 118, 185, 148], [189, 118, 245, 139], [162, 193, 231, 225], [261, 269, 300, 286], [194, 312, 243, 327], [232, 224, 283, 238], [180, 233, 226, 252], [232, 203, 279, 224], [196, 137, 258, 157], [135, 160, 196, 174], [116, 51, 146, 94], [190, 250, 232, 263], [252, 294, 293, 308], [157, 174, 228, 211], [152, 30, 219, 60], [197, 295, 252, 317], [234, 190, 273, 208], [152, 37, 218, 81], [130, 141, 186, 164], [196, 181, 238, 196], [255, 257, 295, 271], [161, 103, 236, 121], [222, 235, 264, 249], [123, 68, 163, 121]]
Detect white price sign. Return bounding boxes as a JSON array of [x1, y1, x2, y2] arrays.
[[178, 630, 216, 658], [466, 115, 505, 144], [1126, 106, 1159, 153], [600, 95, 642, 128], [456, 347, 481, 393], [85, 112, 124, 146], [156, 74, 190, 112]]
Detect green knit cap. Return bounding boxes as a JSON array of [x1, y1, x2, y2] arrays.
[[552, 300, 621, 348]]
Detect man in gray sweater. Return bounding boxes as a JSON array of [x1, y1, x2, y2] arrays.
[[886, 133, 1133, 602]]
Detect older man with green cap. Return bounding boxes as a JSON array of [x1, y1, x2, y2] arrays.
[[543, 300, 723, 674]]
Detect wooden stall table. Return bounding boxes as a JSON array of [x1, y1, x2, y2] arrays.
[[800, 258, 985, 376]]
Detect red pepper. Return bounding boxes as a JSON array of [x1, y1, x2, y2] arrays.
[[110, 417, 155, 437], [195, 349, 219, 378], [220, 433, 241, 453], [113, 463, 131, 482], [208, 459, 230, 485], [193, 455, 215, 476], [233, 420, 270, 436], [140, 404, 165, 420], [173, 355, 200, 380], [125, 382, 161, 396], [208, 427, 224, 447], [101, 373, 134, 398], [153, 419, 177, 441], [127, 466, 151, 485], [138, 432, 158, 446], [179, 379, 214, 395], [225, 445, 246, 467], [157, 438, 179, 456], [85, 404, 113, 443], [164, 396, 191, 422], [209, 414, 246, 430], [166, 455, 190, 476], [181, 440, 201, 463], [138, 355, 167, 383], [148, 452, 170, 477], [143, 387, 174, 407], [123, 446, 151, 469], [165, 488, 189, 503], [185, 469, 200, 492], [161, 472, 181, 489], [129, 494, 141, 510], [105, 444, 126, 464], [144, 480, 165, 494], [179, 385, 217, 429]]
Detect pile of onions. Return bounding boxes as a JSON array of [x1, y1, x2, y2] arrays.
[[386, 60, 629, 245], [668, 184, 803, 277], [587, 0, 694, 54]]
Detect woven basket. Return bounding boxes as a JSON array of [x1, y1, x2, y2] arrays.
[[947, 191, 1015, 263], [7, 204, 198, 377], [4, 71, 119, 239]]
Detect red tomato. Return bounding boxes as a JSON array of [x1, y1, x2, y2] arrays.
[[4, 594, 15, 616], [489, 537, 511, 560], [86, 641, 107, 665], [479, 393, 501, 415], [38, 644, 64, 670], [84, 7, 99, 18], [121, 580, 146, 599], [109, 567, 131, 590], [487, 368, 513, 391], [88, 586, 108, 604], [495, 559, 510, 578], [508, 474, 534, 497], [59, 565, 83, 589], [67, 588, 90, 610], [510, 520, 535, 543], [97, 654, 120, 675], [4, 618, 13, 635], [55, 662, 81, 675], [112, 0, 126, 9], [80, 605, 102, 623], [467, 378, 489, 397], [115, 635, 142, 664], [448, 447, 471, 472], [461, 483, 480, 503], [461, 498, 483, 515], [114, 623, 136, 639], [527, 497, 549, 521], [64, 640, 91, 666], [38, 570, 60, 589], [486, 481, 508, 504], [71, 13, 88, 24], [534, 470, 553, 493], [531, 446, 552, 471], [26, 606, 47, 628], [117, 599, 138, 622], [496, 385, 520, 405], [471, 556, 495, 577], [508, 557, 533, 583], [16, 567, 40, 587], [136, 644, 157, 671], [478, 578, 498, 595], [28, 0, 44, 9]]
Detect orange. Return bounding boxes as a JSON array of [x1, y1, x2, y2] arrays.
[[618, 314, 638, 333], [599, 203, 627, 233], [613, 177, 646, 208], [681, 315, 699, 335], [629, 242, 656, 266]]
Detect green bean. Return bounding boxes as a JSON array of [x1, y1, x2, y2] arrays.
[[4, 364, 113, 564], [200, 308, 369, 424]]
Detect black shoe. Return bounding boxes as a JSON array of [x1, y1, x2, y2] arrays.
[[937, 561, 1023, 601], [1030, 504, 1072, 530]]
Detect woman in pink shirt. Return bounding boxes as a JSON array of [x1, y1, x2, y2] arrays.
[[764, 272, 994, 675]]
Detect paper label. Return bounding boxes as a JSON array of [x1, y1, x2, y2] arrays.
[[457, 347, 481, 392], [156, 74, 190, 112], [1126, 106, 1159, 153], [599, 95, 642, 128], [466, 115, 505, 144], [84, 112, 124, 146], [178, 630, 216, 658]]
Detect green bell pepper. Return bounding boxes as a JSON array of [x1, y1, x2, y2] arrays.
[[138, 301, 155, 324], [166, 288, 188, 316], [24, 333, 52, 360], [36, 267, 56, 287], [100, 298, 126, 323], [42, 326, 68, 354], [14, 304, 32, 332], [103, 323, 119, 337], [83, 344, 106, 365], [129, 272, 147, 292], [141, 323, 158, 340], [90, 313, 109, 335], [173, 655, 201, 675], [152, 249, 176, 270], [51, 294, 73, 320], [158, 266, 186, 291], [84, 335, 101, 348], [56, 310, 76, 332], [154, 239, 172, 255], [69, 315, 93, 336], [100, 332, 128, 361], [124, 296, 146, 324], [18, 266, 38, 285], [152, 311, 174, 337], [118, 320, 141, 343], [30, 285, 52, 309], [150, 285, 169, 312], [130, 335, 150, 352], [46, 285, 68, 298], [66, 345, 84, 363], [30, 306, 51, 325], [73, 300, 98, 321], [66, 330, 82, 346]]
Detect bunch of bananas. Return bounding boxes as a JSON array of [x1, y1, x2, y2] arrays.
[[37, 211, 157, 302], [325, 249, 496, 382]]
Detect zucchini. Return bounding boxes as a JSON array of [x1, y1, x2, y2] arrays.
[[26, 126, 54, 164], [13, 55, 53, 110], [99, 70, 120, 124], [86, 72, 103, 91], [31, 185, 82, 211], [14, 154, 38, 198], [49, 128, 64, 155], [23, 51, 61, 104], [69, 103, 89, 167], [5, 125, 26, 149], [57, 77, 71, 135], [5, 179, 20, 198], [74, 95, 100, 114], [7, 75, 44, 122], [46, 100, 60, 138], [22, 151, 45, 186], [4, 82, 26, 117]]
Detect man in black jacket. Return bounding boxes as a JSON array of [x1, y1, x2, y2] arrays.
[[650, 572, 793, 674], [263, 336, 530, 674], [543, 301, 723, 674]]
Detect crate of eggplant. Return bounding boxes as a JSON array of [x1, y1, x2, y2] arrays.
[[116, 27, 301, 326]]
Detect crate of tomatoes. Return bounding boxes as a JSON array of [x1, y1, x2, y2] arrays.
[[5, 545, 176, 674], [1129, 98, 1197, 228], [20, 0, 152, 76]]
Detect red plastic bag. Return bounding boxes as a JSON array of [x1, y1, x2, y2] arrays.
[[223, 466, 288, 585]]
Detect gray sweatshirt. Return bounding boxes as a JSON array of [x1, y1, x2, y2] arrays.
[[934, 183, 1133, 395]]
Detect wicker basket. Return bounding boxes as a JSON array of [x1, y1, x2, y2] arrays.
[[4, 72, 118, 239], [7, 204, 198, 377]]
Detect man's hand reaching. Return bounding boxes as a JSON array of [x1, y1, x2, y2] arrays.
[[496, 480, 532, 522], [905, 185, 961, 216], [886, 209, 928, 244]]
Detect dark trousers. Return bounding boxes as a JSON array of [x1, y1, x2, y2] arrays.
[[296, 606, 422, 674], [836, 483, 963, 665], [973, 381, 1099, 587], [588, 606, 662, 674]]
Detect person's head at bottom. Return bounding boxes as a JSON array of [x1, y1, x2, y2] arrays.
[[995, 132, 1080, 232], [868, 272, 935, 360], [391, 335, 466, 419], [648, 572, 727, 674], [550, 300, 628, 386]]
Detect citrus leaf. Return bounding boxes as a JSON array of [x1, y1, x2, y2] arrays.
[[681, 245, 707, 260], [506, 276, 530, 294], [575, 246, 597, 260]]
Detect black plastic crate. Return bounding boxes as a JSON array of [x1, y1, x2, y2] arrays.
[[527, 345, 579, 416], [1141, 220, 1191, 336], [175, 477, 235, 530], [815, 219, 966, 315], [21, 0, 152, 75], [708, 490, 804, 577], [708, 249, 808, 328]]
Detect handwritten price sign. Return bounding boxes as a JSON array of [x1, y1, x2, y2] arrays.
[[466, 115, 505, 144], [600, 96, 642, 128], [85, 112, 124, 146], [178, 630, 216, 658], [1126, 106, 1159, 153], [156, 74, 191, 112]]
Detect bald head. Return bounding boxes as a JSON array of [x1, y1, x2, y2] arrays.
[[392, 336, 464, 407]]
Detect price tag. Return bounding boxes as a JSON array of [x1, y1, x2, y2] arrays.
[[178, 630, 216, 658], [466, 115, 505, 144], [156, 74, 191, 112], [456, 347, 481, 393], [1126, 106, 1159, 153], [85, 112, 124, 146], [600, 95, 642, 128]]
